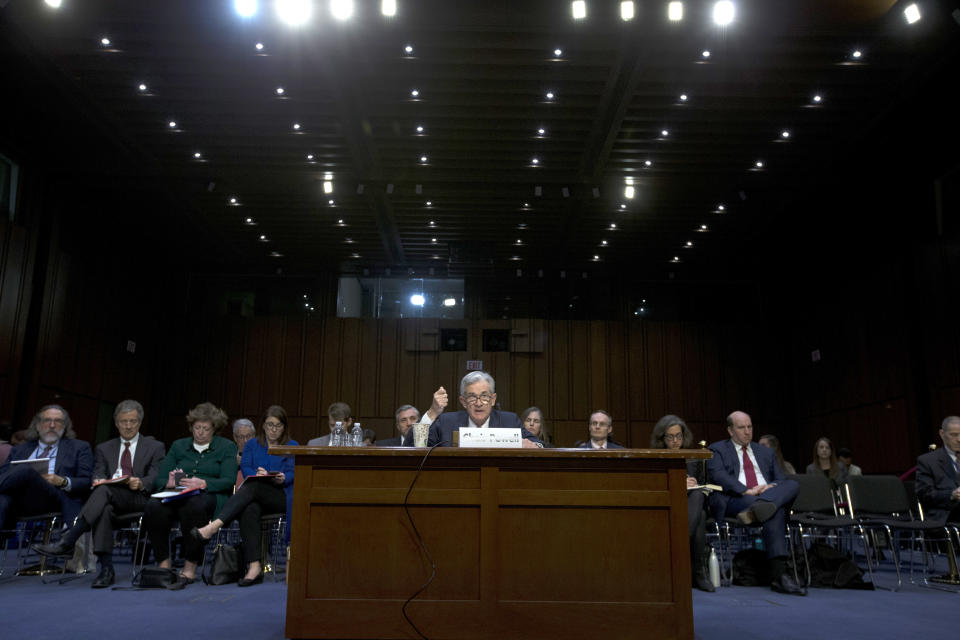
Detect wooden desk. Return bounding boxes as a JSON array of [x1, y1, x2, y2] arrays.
[[274, 446, 710, 640]]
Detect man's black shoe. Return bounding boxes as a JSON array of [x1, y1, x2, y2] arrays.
[[33, 541, 75, 557], [91, 566, 115, 589], [770, 572, 807, 596]]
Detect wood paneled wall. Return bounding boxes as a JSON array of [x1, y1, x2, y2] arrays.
[[156, 314, 769, 449]]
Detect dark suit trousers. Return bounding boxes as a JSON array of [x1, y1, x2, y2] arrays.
[[144, 493, 217, 564], [216, 482, 285, 563], [0, 466, 62, 530], [78, 484, 148, 555], [717, 479, 798, 559]]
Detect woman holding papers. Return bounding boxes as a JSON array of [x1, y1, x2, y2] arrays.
[[191, 405, 297, 586], [144, 402, 237, 589], [650, 414, 715, 592]]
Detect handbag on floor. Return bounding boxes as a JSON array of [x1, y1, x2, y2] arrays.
[[203, 543, 243, 585], [131, 567, 178, 589]]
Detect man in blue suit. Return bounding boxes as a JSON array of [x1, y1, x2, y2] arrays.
[[0, 404, 94, 531], [707, 410, 804, 595], [428, 372, 542, 447], [577, 410, 625, 449]]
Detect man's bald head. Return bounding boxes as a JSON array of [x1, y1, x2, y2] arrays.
[[726, 411, 753, 447]]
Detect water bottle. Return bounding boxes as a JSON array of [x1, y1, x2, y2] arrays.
[[331, 421, 344, 447], [708, 546, 721, 589], [350, 422, 363, 447], [753, 536, 764, 551]]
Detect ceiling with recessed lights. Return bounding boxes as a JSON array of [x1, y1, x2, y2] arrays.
[[2, 0, 958, 279]]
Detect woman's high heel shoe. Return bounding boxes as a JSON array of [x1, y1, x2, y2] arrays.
[[237, 571, 264, 587]]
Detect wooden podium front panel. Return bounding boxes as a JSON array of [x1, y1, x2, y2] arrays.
[[279, 447, 706, 640]]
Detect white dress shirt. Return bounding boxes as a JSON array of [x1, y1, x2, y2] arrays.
[[734, 441, 768, 487], [112, 433, 141, 478]]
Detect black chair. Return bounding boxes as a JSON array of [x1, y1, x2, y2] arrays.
[[846, 475, 960, 592], [0, 512, 63, 578]]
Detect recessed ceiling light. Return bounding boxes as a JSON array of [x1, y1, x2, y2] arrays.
[[852, 50, 862, 59], [904, 3, 921, 24], [323, 181, 333, 194], [410, 89, 420, 98], [351, 253, 360, 258], [44, 0, 63, 8], [523, 202, 530, 208], [404, 44, 414, 54], [234, 0, 259, 18], [679, 94, 688, 101], [699, 224, 708, 231], [443, 298, 456, 307], [275, 0, 312, 26], [537, 127, 546, 136], [276, 87, 285, 95], [572, 1, 586, 19], [381, 0, 397, 17], [685, 241, 693, 247], [554, 48, 563, 57], [624, 186, 635, 199], [712, 1, 735, 26], [610, 223, 617, 229], [328, 199, 334, 205], [545, 91, 555, 100], [755, 160, 764, 168], [416, 125, 424, 133], [306, 154, 314, 160], [138, 83, 148, 92], [620, 1, 635, 21], [620, 204, 627, 210], [593, 255, 600, 261], [168, 121, 177, 128], [344, 237, 354, 244], [330, 0, 354, 21], [245, 217, 254, 224], [100, 37, 111, 47], [255, 42, 265, 51], [428, 220, 435, 226], [531, 157, 540, 165], [702, 50, 711, 58], [717, 204, 725, 211], [661, 129, 669, 137], [230, 197, 238, 205], [781, 130, 791, 138], [337, 218, 344, 224], [671, 256, 681, 263], [410, 294, 425, 306], [270, 251, 284, 258], [645, 160, 652, 167], [515, 239, 523, 245], [668, 1, 683, 21], [426, 201, 432, 206], [431, 238, 437, 243], [292, 123, 301, 130], [193, 152, 202, 159], [420, 155, 428, 163], [259, 234, 268, 241], [601, 240, 608, 246], [813, 94, 823, 103]]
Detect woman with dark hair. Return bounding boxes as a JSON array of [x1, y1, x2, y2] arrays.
[[758, 434, 796, 475], [805, 436, 849, 488], [191, 405, 297, 586], [520, 407, 552, 447], [145, 402, 237, 589], [650, 414, 714, 592]]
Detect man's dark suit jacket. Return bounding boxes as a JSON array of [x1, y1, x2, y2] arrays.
[[5, 438, 94, 524], [707, 439, 785, 515], [916, 447, 959, 522], [577, 441, 625, 449], [427, 410, 538, 447], [93, 436, 166, 494], [377, 432, 413, 447]]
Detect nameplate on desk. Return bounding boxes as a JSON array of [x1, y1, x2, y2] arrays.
[[458, 427, 522, 448]]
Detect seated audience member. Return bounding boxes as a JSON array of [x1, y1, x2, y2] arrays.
[[144, 402, 237, 589], [837, 447, 862, 476], [10, 429, 27, 446], [916, 416, 960, 523], [192, 405, 296, 586], [428, 372, 541, 447], [651, 414, 713, 592], [805, 437, 849, 488], [34, 399, 165, 588], [307, 402, 353, 446], [362, 429, 377, 446], [758, 434, 796, 475], [707, 410, 804, 595], [521, 407, 553, 448], [577, 410, 624, 449], [379, 388, 450, 447], [0, 405, 93, 531], [232, 418, 256, 488], [0, 420, 13, 465]]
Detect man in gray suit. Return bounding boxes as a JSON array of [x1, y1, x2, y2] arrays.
[[916, 416, 960, 523], [307, 402, 354, 446], [35, 399, 165, 588]]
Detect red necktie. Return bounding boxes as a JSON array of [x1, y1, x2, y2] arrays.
[[121, 442, 134, 476], [40, 446, 53, 458], [742, 446, 758, 488]]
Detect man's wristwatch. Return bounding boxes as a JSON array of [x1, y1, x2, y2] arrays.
[[59, 476, 68, 488]]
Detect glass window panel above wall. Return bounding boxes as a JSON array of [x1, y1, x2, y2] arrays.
[[337, 277, 464, 319]]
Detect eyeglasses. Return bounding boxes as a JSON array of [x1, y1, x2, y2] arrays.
[[192, 424, 214, 433], [40, 417, 65, 425], [663, 433, 684, 442], [117, 419, 140, 427], [263, 421, 284, 430], [463, 393, 494, 406]]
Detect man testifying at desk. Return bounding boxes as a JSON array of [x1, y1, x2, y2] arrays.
[[379, 387, 450, 447], [428, 372, 542, 447], [577, 410, 624, 449], [707, 410, 805, 595], [0, 405, 93, 532], [916, 416, 960, 523], [306, 402, 354, 447], [35, 399, 165, 588]]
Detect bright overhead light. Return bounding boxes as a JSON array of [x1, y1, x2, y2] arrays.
[[381, 0, 397, 17], [404, 44, 414, 54], [234, 0, 258, 18], [571, 1, 586, 20], [100, 37, 111, 46], [717, 204, 725, 211], [420, 155, 428, 163], [904, 3, 921, 24], [255, 42, 265, 51], [620, 203, 627, 209], [431, 237, 437, 243], [330, 0, 354, 21], [323, 181, 333, 194], [593, 255, 600, 261], [852, 49, 862, 59], [713, 1, 735, 26], [702, 50, 711, 58], [443, 298, 456, 307], [416, 125, 424, 133], [668, 1, 683, 21], [276, 87, 285, 95], [610, 223, 617, 229], [645, 160, 652, 167], [410, 88, 420, 98], [700, 224, 708, 230], [44, 0, 63, 8], [168, 121, 177, 128], [292, 123, 301, 130], [624, 186, 635, 199], [193, 152, 202, 159], [685, 241, 693, 247], [679, 94, 688, 101], [138, 83, 148, 92], [306, 154, 314, 160], [259, 234, 268, 241], [537, 127, 546, 136], [554, 48, 563, 57], [545, 91, 555, 100], [275, 0, 312, 26], [531, 157, 540, 165], [245, 217, 254, 224], [781, 130, 790, 138], [812, 94, 822, 103], [601, 240, 608, 246], [755, 160, 764, 168], [661, 129, 669, 137], [230, 197, 238, 204], [410, 294, 425, 306], [620, 1, 634, 21], [425, 200, 432, 206]]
